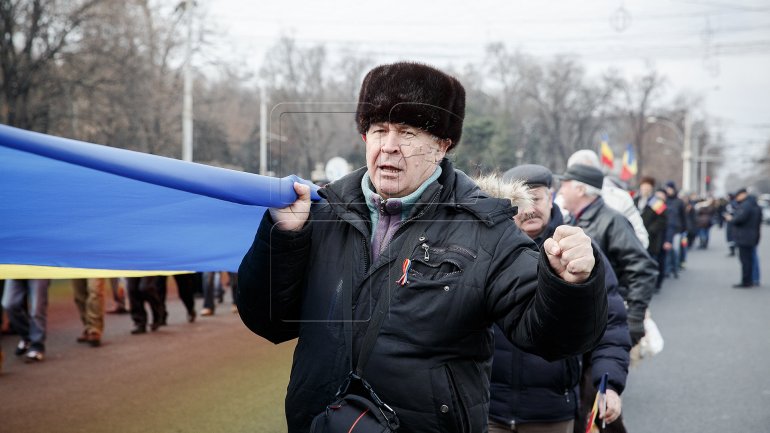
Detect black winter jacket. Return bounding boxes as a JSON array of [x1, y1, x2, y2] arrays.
[[489, 204, 630, 426], [732, 195, 762, 247], [237, 159, 608, 433], [664, 194, 687, 242], [570, 198, 657, 336], [634, 196, 669, 256]]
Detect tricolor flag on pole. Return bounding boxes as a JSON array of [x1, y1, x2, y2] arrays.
[[600, 136, 614, 169], [585, 372, 609, 433], [620, 143, 638, 181]]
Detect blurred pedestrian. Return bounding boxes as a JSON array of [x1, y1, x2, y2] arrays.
[[106, 278, 128, 314], [200, 271, 224, 316], [2, 279, 50, 362], [663, 181, 687, 278], [172, 273, 200, 323], [724, 193, 737, 256], [634, 177, 669, 291], [126, 276, 166, 334], [724, 188, 762, 288], [71, 278, 105, 347], [695, 197, 716, 249]]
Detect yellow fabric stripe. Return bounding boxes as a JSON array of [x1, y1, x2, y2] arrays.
[[0, 265, 191, 279]]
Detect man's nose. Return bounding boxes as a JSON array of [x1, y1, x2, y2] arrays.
[[518, 204, 534, 215], [380, 130, 401, 153]]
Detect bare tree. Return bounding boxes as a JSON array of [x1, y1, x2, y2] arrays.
[[621, 68, 667, 180], [522, 55, 618, 170], [0, 0, 103, 130]]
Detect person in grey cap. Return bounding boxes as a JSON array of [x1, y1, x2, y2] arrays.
[[558, 163, 657, 347], [484, 164, 630, 433], [237, 62, 607, 433], [564, 149, 649, 249]]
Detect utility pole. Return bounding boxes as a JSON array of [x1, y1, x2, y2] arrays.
[[682, 111, 693, 193], [259, 85, 267, 175], [182, 0, 194, 162]]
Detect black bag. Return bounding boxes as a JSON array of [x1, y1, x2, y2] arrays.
[[309, 374, 399, 433], [310, 227, 422, 433]]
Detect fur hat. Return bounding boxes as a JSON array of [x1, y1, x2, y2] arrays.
[[356, 62, 465, 151]]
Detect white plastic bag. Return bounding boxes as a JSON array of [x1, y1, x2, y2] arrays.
[[639, 314, 664, 357], [630, 310, 664, 365]]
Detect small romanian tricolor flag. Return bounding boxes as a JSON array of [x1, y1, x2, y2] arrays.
[[649, 196, 667, 215], [620, 143, 637, 181], [585, 373, 609, 433], [600, 136, 614, 169]]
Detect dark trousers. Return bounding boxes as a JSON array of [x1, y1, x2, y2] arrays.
[[127, 277, 166, 327], [655, 250, 666, 289], [738, 246, 754, 286], [173, 273, 200, 315]]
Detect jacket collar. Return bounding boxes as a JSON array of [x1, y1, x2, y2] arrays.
[[574, 196, 604, 222]]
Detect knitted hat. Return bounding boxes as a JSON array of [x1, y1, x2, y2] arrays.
[[356, 62, 465, 151]]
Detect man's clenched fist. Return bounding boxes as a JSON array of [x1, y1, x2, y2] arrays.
[[543, 225, 595, 284]]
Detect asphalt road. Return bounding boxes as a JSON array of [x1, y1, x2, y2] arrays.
[[1, 225, 768, 432], [622, 226, 770, 433]]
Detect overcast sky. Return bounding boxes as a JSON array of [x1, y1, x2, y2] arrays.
[[201, 0, 770, 192]]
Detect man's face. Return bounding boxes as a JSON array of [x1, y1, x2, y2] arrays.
[[639, 182, 653, 197], [558, 180, 582, 214], [736, 192, 748, 202], [514, 185, 552, 239], [364, 122, 448, 199]]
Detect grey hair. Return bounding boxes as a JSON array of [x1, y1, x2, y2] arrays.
[[575, 181, 603, 198], [567, 149, 601, 169]]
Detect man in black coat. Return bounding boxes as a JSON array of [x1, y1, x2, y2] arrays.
[[725, 188, 762, 288], [557, 164, 658, 346], [237, 62, 608, 433], [663, 181, 687, 278]]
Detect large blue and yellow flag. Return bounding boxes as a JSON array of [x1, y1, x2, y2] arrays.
[[0, 125, 319, 278]]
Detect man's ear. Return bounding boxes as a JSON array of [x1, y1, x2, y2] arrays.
[[361, 134, 367, 143], [440, 138, 452, 153]]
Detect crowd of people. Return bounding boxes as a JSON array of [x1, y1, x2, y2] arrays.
[[0, 272, 238, 368], [1, 61, 765, 433], [235, 62, 764, 433]]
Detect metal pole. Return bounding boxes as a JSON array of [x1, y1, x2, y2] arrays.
[[259, 85, 267, 175], [181, 0, 193, 162], [681, 111, 692, 193]]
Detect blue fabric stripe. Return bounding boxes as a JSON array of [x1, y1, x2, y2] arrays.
[[0, 125, 319, 272]]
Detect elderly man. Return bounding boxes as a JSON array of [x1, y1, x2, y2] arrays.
[[564, 149, 649, 250], [237, 62, 608, 433], [484, 165, 630, 433], [557, 164, 657, 347]]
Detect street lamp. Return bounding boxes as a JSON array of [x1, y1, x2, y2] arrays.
[[646, 112, 694, 192]]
